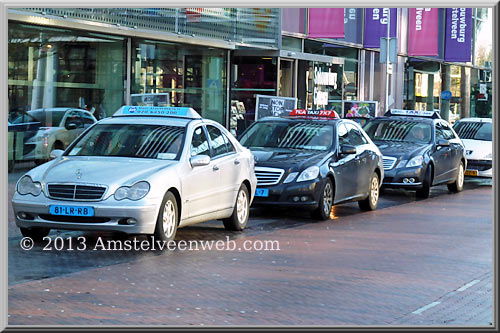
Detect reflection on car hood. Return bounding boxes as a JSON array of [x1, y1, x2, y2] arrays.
[[250, 147, 327, 170], [461, 139, 492, 160], [373, 140, 429, 158], [33, 156, 176, 186]]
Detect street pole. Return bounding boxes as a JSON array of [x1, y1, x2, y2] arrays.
[[385, 9, 390, 113]]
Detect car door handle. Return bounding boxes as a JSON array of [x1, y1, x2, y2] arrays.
[[234, 159, 240, 165], [213, 165, 219, 171]]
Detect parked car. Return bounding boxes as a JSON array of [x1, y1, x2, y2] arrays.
[[239, 109, 384, 220], [12, 106, 257, 242], [20, 108, 97, 165], [453, 118, 492, 178], [363, 109, 466, 198], [8, 112, 41, 172]]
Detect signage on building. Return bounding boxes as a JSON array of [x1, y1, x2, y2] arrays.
[[363, 8, 397, 48], [441, 90, 452, 100], [308, 8, 344, 38], [255, 95, 297, 120], [444, 8, 473, 62], [314, 68, 338, 88], [343, 100, 378, 118], [408, 8, 439, 56]]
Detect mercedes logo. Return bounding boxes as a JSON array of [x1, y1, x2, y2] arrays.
[[75, 169, 82, 179]]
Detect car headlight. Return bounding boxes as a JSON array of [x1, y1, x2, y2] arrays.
[[114, 181, 150, 201], [17, 175, 42, 196], [283, 172, 299, 184], [296, 166, 319, 182], [406, 156, 424, 168]]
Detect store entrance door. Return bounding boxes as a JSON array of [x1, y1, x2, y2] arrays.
[[279, 59, 295, 97]]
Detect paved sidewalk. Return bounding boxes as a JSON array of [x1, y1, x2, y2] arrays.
[[8, 187, 493, 326]]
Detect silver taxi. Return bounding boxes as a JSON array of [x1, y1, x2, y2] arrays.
[[12, 106, 257, 242]]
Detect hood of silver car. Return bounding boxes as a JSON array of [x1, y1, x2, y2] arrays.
[[37, 156, 176, 186]]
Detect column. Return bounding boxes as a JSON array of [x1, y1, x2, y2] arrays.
[[426, 73, 434, 111], [440, 64, 451, 121], [460, 66, 471, 118]]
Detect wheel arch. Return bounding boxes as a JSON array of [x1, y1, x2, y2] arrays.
[[167, 187, 182, 225]]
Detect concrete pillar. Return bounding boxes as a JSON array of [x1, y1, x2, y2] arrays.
[[460, 66, 471, 118], [440, 64, 451, 121], [426, 73, 434, 111]]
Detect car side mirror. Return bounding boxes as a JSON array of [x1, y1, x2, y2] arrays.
[[340, 144, 356, 155], [66, 122, 77, 130], [438, 139, 450, 147], [49, 149, 64, 160], [190, 155, 211, 167]]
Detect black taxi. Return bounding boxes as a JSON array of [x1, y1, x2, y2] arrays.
[[362, 109, 466, 198], [238, 109, 384, 220]]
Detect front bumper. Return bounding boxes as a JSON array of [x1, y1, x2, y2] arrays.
[[466, 159, 492, 178], [381, 165, 425, 189], [251, 178, 325, 210], [12, 193, 160, 234]]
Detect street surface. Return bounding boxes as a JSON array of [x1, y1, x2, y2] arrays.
[[7, 162, 494, 326]]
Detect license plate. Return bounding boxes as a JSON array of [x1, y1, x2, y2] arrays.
[[255, 188, 269, 197], [49, 205, 95, 217], [465, 170, 478, 176]]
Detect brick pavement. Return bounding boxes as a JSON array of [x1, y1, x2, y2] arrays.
[[8, 186, 493, 326]]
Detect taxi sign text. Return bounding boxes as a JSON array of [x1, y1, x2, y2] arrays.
[[290, 109, 339, 118], [122, 106, 188, 116]]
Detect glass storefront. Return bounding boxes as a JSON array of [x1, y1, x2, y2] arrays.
[[8, 23, 126, 119], [404, 60, 441, 111], [230, 56, 277, 134], [132, 40, 227, 125]]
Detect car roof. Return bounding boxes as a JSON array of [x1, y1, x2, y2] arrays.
[[455, 117, 492, 123], [371, 116, 436, 123]]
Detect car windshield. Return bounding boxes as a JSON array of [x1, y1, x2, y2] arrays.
[[67, 123, 185, 159], [28, 110, 66, 127], [363, 119, 432, 144], [239, 121, 334, 151], [453, 121, 492, 141]]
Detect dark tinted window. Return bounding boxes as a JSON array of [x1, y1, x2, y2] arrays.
[[453, 121, 492, 141], [337, 123, 349, 146], [441, 122, 455, 140], [345, 123, 368, 146], [364, 119, 432, 144], [191, 126, 210, 157], [223, 132, 236, 153]]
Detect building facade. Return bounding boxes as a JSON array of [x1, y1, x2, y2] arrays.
[[7, 7, 494, 168]]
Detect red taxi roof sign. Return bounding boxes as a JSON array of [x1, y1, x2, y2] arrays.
[[289, 109, 339, 119]]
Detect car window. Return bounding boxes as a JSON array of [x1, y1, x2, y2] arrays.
[[239, 120, 333, 151], [28, 110, 66, 127], [65, 111, 84, 128], [453, 121, 492, 141], [435, 122, 445, 141], [337, 123, 349, 146], [191, 126, 210, 157], [441, 122, 455, 140], [222, 132, 236, 153], [364, 119, 432, 144], [67, 123, 185, 159], [207, 125, 228, 158], [81, 112, 96, 126], [345, 123, 368, 146]]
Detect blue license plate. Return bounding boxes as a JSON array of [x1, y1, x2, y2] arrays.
[[255, 188, 269, 197], [49, 205, 94, 217]]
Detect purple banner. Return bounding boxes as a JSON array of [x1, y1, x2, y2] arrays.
[[408, 8, 439, 56], [363, 8, 397, 48], [308, 8, 344, 38], [444, 8, 472, 62]]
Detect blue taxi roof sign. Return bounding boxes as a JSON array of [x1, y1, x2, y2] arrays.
[[113, 106, 202, 119], [385, 109, 441, 119]]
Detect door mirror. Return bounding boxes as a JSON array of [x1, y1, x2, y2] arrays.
[[340, 144, 356, 155], [49, 149, 64, 160], [190, 155, 211, 167], [438, 139, 450, 147], [66, 122, 77, 130]]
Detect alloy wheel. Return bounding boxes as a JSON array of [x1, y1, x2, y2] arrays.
[[237, 189, 248, 224], [162, 200, 176, 238]]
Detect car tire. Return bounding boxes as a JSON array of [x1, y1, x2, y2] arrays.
[[358, 172, 380, 211], [416, 164, 433, 199], [20, 227, 50, 242], [447, 161, 465, 193], [223, 184, 250, 231], [152, 191, 178, 243], [311, 178, 334, 221]]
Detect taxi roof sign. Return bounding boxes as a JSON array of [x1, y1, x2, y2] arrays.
[[289, 109, 339, 119], [385, 109, 441, 119], [113, 106, 201, 119]]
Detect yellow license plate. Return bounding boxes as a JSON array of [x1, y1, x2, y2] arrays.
[[465, 170, 478, 176]]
